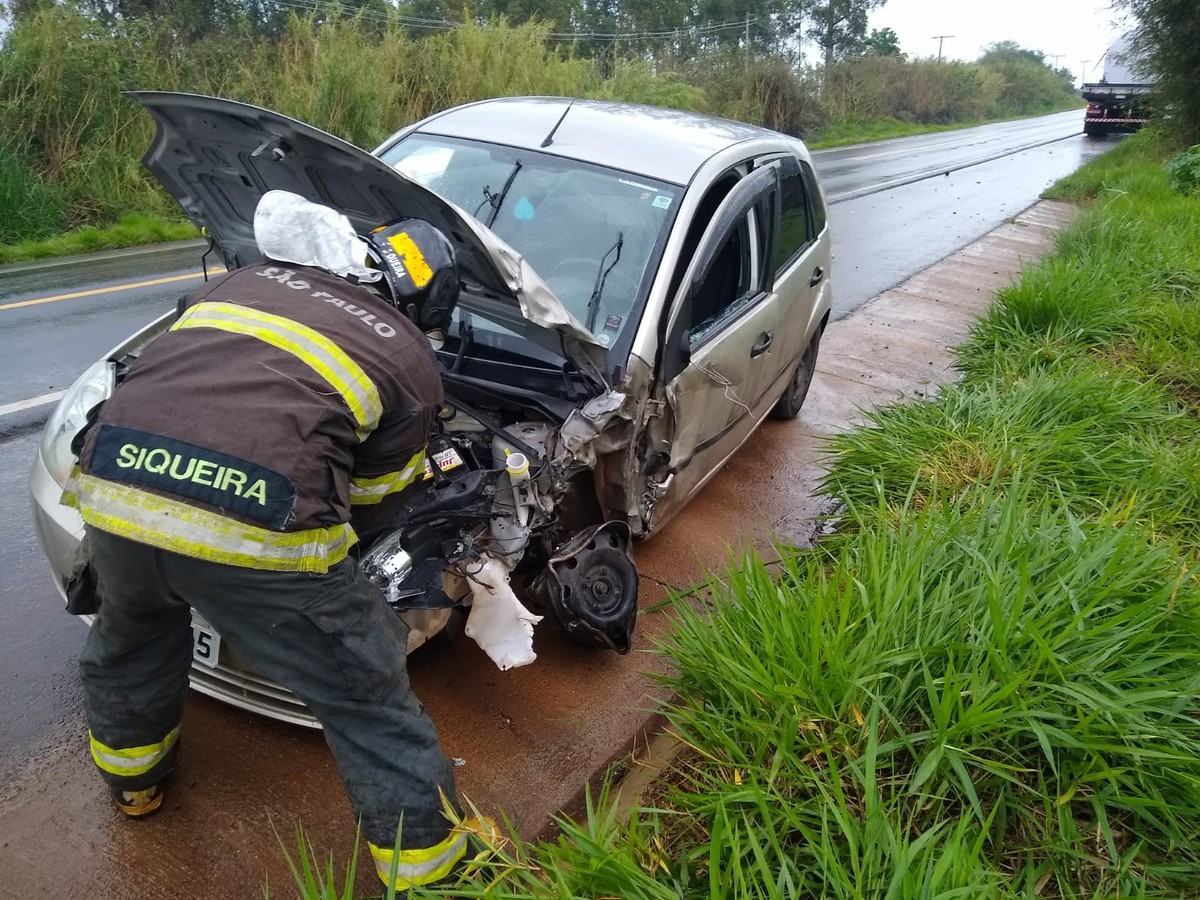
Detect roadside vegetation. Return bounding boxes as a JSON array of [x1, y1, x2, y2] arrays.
[[0, 5, 1078, 255], [269, 128, 1200, 898], [1112, 0, 1200, 147]]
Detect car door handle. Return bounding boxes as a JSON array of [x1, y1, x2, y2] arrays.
[[810, 266, 824, 287], [750, 331, 773, 358]]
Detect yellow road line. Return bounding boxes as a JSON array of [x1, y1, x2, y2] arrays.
[[0, 269, 226, 312]]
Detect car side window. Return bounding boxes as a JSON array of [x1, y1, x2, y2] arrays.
[[686, 215, 754, 346], [771, 157, 813, 276], [800, 160, 827, 237]]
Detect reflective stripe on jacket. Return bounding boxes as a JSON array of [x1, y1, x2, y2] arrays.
[[75, 264, 442, 567]]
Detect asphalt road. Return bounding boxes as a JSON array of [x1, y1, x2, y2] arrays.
[[0, 108, 1114, 896]]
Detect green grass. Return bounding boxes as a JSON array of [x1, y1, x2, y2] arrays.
[[1042, 129, 1174, 203], [0, 214, 199, 265], [0, 148, 68, 244], [654, 488, 1200, 896]]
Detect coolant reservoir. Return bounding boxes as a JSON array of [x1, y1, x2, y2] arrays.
[[490, 451, 532, 559]]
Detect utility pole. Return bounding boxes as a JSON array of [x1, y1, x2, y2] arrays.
[[1079, 59, 1090, 87], [744, 10, 751, 73], [1050, 53, 1065, 71], [932, 34, 954, 62]]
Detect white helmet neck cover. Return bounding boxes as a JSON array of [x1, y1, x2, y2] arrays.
[[252, 190, 381, 283]]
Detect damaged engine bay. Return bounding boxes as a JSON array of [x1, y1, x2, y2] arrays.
[[358, 387, 640, 671]]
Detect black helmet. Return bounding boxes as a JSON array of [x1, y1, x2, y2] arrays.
[[365, 218, 459, 334]]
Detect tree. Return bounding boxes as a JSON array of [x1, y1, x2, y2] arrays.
[[862, 25, 900, 57], [978, 39, 1045, 68], [806, 0, 886, 68], [976, 40, 1078, 116], [1112, 0, 1200, 145]]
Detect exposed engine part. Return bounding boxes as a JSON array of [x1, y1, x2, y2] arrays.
[[489, 452, 535, 561], [360, 530, 416, 607], [492, 421, 554, 464], [462, 554, 543, 671], [532, 521, 637, 654], [447, 395, 546, 462]]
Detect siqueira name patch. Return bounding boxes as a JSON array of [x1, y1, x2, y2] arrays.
[[90, 424, 296, 529]]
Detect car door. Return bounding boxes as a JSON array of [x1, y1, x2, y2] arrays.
[[649, 163, 782, 523], [756, 153, 827, 405]]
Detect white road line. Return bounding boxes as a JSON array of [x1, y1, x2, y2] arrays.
[[0, 390, 65, 417], [826, 131, 1077, 204], [846, 134, 983, 161]]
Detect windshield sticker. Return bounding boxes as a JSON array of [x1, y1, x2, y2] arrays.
[[619, 177, 659, 192], [603, 314, 623, 333], [514, 196, 535, 221], [598, 333, 612, 347], [652, 194, 673, 209]]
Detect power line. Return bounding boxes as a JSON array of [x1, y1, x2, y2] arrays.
[[271, 0, 769, 43]]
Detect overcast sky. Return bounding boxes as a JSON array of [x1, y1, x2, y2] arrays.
[[867, 0, 1134, 84]]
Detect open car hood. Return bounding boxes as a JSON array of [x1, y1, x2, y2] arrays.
[[129, 92, 606, 380]]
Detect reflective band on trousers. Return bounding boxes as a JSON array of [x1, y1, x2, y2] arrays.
[[368, 829, 467, 890], [172, 301, 383, 440], [348, 450, 425, 505], [68, 473, 356, 573], [90, 726, 180, 777]]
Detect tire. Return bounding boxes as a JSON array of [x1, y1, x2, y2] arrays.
[[770, 325, 822, 420]]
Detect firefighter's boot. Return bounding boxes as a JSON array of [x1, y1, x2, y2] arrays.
[[111, 782, 166, 818]]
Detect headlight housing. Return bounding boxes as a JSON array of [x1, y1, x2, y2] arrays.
[[39, 358, 115, 487]]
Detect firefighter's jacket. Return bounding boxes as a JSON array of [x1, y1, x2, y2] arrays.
[[65, 263, 443, 573]]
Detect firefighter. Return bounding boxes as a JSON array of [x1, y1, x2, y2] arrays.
[[63, 191, 483, 891]]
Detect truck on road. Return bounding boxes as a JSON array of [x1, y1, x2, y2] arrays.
[[1081, 33, 1155, 138]]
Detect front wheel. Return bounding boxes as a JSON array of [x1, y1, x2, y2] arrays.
[[770, 326, 822, 420]]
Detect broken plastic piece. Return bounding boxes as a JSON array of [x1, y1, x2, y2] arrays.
[[464, 556, 543, 670]]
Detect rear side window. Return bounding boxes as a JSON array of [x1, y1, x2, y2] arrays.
[[771, 159, 812, 275], [801, 160, 827, 237]]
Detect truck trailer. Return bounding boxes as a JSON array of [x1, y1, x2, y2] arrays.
[[1081, 32, 1156, 137]]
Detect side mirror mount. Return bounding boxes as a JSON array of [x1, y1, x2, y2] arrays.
[[677, 329, 692, 370]]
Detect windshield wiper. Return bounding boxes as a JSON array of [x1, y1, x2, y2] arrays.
[[585, 232, 624, 334], [472, 160, 523, 227]]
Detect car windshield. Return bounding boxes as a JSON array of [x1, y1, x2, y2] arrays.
[[379, 134, 680, 351]]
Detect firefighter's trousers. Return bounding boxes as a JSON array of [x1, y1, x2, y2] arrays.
[[79, 526, 459, 851]]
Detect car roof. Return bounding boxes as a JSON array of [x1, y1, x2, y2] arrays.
[[402, 96, 791, 185]]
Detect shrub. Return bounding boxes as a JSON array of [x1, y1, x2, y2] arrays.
[[1165, 144, 1200, 195], [0, 148, 68, 244]]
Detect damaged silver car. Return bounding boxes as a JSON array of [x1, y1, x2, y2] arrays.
[[29, 93, 832, 726]]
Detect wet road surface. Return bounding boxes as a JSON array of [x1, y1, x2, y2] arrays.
[[1, 112, 1113, 897]]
